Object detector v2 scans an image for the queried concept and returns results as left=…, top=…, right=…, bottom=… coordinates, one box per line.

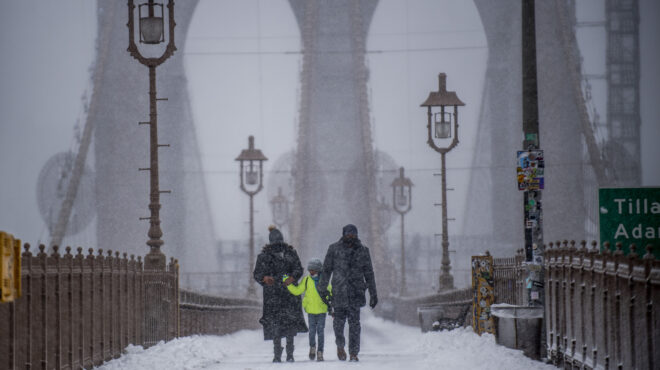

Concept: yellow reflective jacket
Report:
left=286, top=275, right=332, bottom=314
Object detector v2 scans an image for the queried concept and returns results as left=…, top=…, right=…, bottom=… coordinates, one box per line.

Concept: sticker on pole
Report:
left=471, top=255, right=494, bottom=335
left=517, top=150, right=544, bottom=191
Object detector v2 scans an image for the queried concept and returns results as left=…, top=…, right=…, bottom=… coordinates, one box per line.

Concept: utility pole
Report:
left=521, top=0, right=546, bottom=358
left=522, top=0, right=544, bottom=262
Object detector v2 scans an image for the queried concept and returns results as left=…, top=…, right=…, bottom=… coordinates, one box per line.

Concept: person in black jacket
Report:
left=318, top=224, right=378, bottom=362
left=253, top=226, right=308, bottom=362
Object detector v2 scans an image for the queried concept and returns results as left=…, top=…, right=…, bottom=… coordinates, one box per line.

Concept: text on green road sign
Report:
left=599, top=187, right=660, bottom=259
left=612, top=198, right=660, bottom=215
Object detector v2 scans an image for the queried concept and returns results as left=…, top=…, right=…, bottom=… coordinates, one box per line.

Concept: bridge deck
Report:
left=95, top=312, right=554, bottom=369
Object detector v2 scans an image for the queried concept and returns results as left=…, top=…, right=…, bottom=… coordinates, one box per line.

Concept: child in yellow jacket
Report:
left=286, top=258, right=331, bottom=362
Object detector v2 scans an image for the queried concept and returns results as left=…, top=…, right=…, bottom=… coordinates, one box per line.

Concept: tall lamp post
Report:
left=270, top=187, right=289, bottom=230
left=377, top=196, right=392, bottom=232
left=236, top=136, right=268, bottom=297
left=391, top=167, right=412, bottom=296
left=420, top=73, right=465, bottom=292
left=127, top=0, right=176, bottom=270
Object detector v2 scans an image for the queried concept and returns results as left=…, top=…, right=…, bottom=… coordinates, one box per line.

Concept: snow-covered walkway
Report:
left=95, top=312, right=555, bottom=370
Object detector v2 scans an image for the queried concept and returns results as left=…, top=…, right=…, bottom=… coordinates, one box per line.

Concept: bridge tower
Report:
left=464, top=0, right=589, bottom=254
left=604, top=0, right=641, bottom=185
left=287, top=0, right=392, bottom=286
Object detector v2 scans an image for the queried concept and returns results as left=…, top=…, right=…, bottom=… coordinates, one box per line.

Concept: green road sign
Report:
left=599, top=187, right=660, bottom=259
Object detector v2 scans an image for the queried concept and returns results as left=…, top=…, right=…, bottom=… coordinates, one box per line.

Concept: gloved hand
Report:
left=283, top=276, right=294, bottom=286
left=319, top=291, right=331, bottom=306
left=369, top=295, right=378, bottom=309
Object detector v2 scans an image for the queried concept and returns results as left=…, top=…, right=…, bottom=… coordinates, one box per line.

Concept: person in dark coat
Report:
left=253, top=226, right=308, bottom=362
left=318, top=224, right=377, bottom=362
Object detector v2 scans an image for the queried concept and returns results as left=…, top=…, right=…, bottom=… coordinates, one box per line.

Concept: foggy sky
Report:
left=0, top=0, right=658, bottom=253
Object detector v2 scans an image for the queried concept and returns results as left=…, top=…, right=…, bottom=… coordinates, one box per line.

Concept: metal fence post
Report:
left=137, top=255, right=142, bottom=345
left=545, top=242, right=554, bottom=360
left=567, top=241, right=576, bottom=363
left=605, top=243, right=617, bottom=369
left=121, top=253, right=127, bottom=354
left=75, top=247, right=85, bottom=368
left=642, top=245, right=656, bottom=370
left=8, top=297, right=16, bottom=368
left=87, top=248, right=96, bottom=367
left=112, top=251, right=119, bottom=358
left=38, top=244, right=48, bottom=370
left=23, top=244, right=33, bottom=369
left=577, top=241, right=587, bottom=366
left=586, top=242, right=596, bottom=368
left=64, top=247, right=73, bottom=368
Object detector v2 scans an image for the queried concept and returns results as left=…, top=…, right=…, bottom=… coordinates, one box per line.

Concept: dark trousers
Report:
left=333, top=306, right=361, bottom=355
left=273, top=335, right=294, bottom=358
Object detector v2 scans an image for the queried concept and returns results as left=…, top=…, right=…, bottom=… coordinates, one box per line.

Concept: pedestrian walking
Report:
left=253, top=225, right=308, bottom=362
left=286, top=258, right=333, bottom=362
left=318, top=224, right=378, bottom=362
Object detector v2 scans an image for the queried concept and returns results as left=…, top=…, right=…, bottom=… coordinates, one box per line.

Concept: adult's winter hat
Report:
left=307, top=258, right=323, bottom=271
left=268, top=225, right=283, bottom=243
left=342, top=224, right=358, bottom=237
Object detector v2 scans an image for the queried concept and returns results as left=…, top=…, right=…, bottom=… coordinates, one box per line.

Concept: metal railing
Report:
left=545, top=240, right=658, bottom=370
left=0, top=242, right=262, bottom=369
left=142, top=264, right=179, bottom=348
left=492, top=249, right=526, bottom=305
left=379, top=288, right=472, bottom=329
left=178, top=290, right=261, bottom=337
left=0, top=243, right=168, bottom=368
left=180, top=271, right=250, bottom=297
left=380, top=251, right=524, bottom=331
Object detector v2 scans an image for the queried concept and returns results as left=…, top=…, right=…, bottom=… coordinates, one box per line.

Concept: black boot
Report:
left=285, top=335, right=294, bottom=362
left=337, top=347, right=347, bottom=361
left=273, top=339, right=283, bottom=363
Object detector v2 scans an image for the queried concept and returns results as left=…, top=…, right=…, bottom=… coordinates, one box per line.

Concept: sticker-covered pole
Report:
left=522, top=0, right=543, bottom=257
left=522, top=0, right=546, bottom=359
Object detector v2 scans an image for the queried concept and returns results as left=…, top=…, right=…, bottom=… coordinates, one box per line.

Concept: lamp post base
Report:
left=144, top=248, right=166, bottom=271
left=247, top=284, right=257, bottom=299
left=438, top=273, right=454, bottom=293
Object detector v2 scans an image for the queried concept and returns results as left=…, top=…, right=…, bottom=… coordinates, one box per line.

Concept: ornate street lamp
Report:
left=391, top=167, right=413, bottom=296
left=420, top=73, right=465, bottom=292
left=236, top=136, right=268, bottom=297
left=377, top=196, right=392, bottom=232
left=270, top=187, right=289, bottom=230
left=127, top=0, right=176, bottom=270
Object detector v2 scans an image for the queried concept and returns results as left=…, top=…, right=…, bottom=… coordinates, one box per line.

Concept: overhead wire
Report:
left=184, top=45, right=487, bottom=56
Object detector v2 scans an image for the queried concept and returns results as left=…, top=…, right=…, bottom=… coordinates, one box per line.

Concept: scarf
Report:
left=310, top=274, right=320, bottom=289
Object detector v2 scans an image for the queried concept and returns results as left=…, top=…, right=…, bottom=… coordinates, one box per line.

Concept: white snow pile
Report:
left=95, top=312, right=555, bottom=370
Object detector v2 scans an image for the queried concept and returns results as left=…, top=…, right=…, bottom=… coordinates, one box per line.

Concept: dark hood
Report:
left=342, top=224, right=358, bottom=237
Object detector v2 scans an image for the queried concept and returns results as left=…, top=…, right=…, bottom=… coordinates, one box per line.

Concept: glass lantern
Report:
left=245, top=162, right=258, bottom=185
left=395, top=187, right=408, bottom=208
left=139, top=2, right=165, bottom=44
left=434, top=111, right=452, bottom=139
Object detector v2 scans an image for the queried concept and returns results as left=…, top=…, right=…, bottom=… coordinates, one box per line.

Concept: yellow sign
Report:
left=471, top=255, right=494, bottom=335
left=0, top=231, right=21, bottom=303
